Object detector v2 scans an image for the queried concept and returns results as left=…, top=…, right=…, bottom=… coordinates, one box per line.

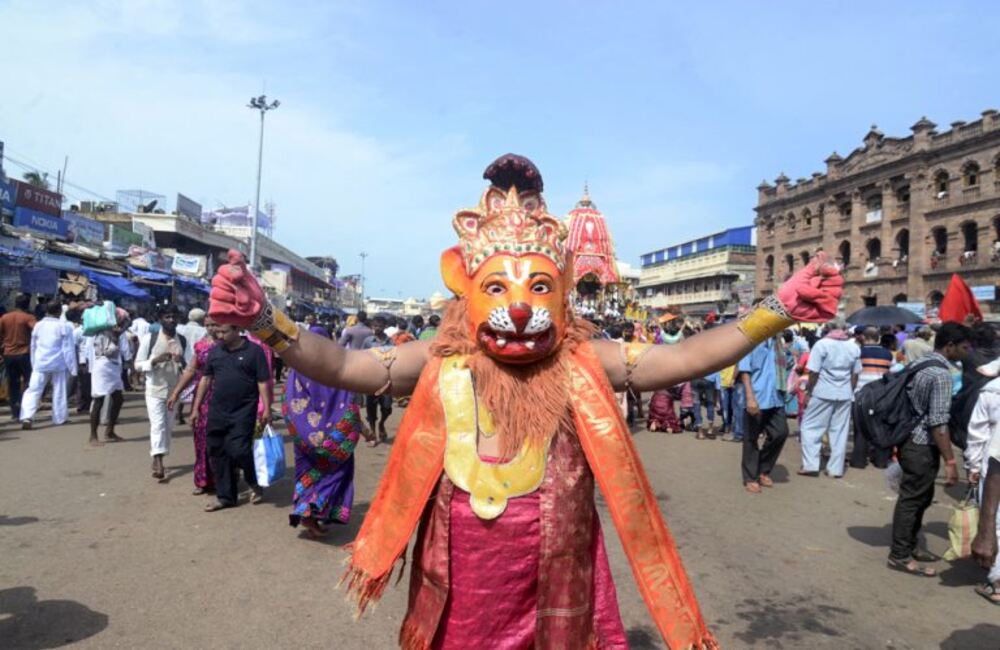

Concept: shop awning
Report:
left=129, top=266, right=173, bottom=282
left=174, top=275, right=210, bottom=294
left=84, top=270, right=152, bottom=300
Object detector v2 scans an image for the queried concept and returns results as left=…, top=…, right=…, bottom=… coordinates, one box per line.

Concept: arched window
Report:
left=787, top=212, right=797, bottom=232
left=865, top=195, right=882, bottom=223
left=895, top=229, right=910, bottom=259
left=934, top=170, right=950, bottom=197
left=800, top=251, right=810, bottom=266
left=962, top=221, right=978, bottom=252
left=931, top=226, right=948, bottom=254
left=866, top=238, right=881, bottom=261
left=963, top=161, right=981, bottom=187
left=802, top=208, right=813, bottom=228
left=838, top=240, right=851, bottom=267
left=764, top=254, right=774, bottom=281
left=784, top=253, right=795, bottom=273
left=892, top=293, right=908, bottom=305
left=928, top=290, right=944, bottom=308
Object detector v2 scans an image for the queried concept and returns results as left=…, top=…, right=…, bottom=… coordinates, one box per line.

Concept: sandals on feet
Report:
left=204, top=501, right=232, bottom=512
left=759, top=475, right=774, bottom=488
left=887, top=557, right=936, bottom=577
left=975, top=583, right=1000, bottom=605
left=745, top=481, right=762, bottom=493
left=250, top=488, right=264, bottom=505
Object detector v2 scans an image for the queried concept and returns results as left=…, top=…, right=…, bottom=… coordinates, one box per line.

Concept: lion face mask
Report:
left=439, top=154, right=571, bottom=365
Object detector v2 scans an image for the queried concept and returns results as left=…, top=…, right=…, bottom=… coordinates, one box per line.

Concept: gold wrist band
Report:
left=367, top=346, right=398, bottom=396
left=249, top=303, right=300, bottom=353
left=737, top=295, right=794, bottom=345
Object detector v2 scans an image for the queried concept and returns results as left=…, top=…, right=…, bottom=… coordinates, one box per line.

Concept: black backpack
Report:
left=853, top=358, right=949, bottom=450
left=949, top=372, right=993, bottom=449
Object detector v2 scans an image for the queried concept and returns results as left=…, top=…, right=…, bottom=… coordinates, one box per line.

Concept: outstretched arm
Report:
left=599, top=252, right=842, bottom=392
left=207, top=250, right=431, bottom=396
left=277, top=331, right=430, bottom=396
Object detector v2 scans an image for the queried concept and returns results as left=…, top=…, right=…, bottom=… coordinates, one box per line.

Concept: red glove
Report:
left=776, top=251, right=843, bottom=322
left=209, top=250, right=266, bottom=328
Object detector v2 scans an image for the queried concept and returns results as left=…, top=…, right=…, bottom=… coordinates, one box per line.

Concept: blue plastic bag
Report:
left=253, top=425, right=286, bottom=487
left=83, top=300, right=116, bottom=335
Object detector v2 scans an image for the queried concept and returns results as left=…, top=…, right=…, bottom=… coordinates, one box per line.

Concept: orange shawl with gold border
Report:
left=343, top=342, right=718, bottom=650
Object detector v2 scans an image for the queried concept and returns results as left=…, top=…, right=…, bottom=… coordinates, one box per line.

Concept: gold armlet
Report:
left=737, top=295, right=794, bottom=345
left=249, top=303, right=300, bottom=353
left=367, top=346, right=397, bottom=396
left=620, top=342, right=653, bottom=389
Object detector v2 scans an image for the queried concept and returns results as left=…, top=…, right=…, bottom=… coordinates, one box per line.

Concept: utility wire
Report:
left=4, top=152, right=117, bottom=203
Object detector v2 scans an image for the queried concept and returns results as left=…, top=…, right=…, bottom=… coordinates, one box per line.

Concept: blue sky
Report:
left=2, top=1, right=998, bottom=298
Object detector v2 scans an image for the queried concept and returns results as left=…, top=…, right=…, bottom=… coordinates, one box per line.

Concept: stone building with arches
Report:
left=755, top=110, right=1000, bottom=316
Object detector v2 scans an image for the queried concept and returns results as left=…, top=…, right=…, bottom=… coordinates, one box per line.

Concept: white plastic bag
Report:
left=253, top=425, right=286, bottom=487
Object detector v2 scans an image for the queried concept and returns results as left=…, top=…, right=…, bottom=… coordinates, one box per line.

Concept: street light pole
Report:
left=247, top=94, right=280, bottom=272
left=359, top=251, right=368, bottom=311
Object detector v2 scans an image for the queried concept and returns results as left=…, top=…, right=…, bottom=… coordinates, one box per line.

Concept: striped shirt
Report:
left=906, top=352, right=954, bottom=445
left=856, top=344, right=893, bottom=377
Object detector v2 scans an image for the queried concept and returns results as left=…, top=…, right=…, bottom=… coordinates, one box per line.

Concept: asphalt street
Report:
left=1, top=393, right=998, bottom=649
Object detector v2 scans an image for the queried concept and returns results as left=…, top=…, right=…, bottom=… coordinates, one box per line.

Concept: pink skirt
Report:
left=433, top=488, right=627, bottom=649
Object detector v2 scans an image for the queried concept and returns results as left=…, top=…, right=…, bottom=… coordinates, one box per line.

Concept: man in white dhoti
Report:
left=19, top=301, right=77, bottom=429
left=135, top=306, right=185, bottom=480
left=87, top=308, right=132, bottom=446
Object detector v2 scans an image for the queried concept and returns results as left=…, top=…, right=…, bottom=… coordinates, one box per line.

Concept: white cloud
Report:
left=0, top=0, right=471, bottom=297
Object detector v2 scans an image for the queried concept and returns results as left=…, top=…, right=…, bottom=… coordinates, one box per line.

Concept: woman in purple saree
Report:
left=283, top=325, right=364, bottom=538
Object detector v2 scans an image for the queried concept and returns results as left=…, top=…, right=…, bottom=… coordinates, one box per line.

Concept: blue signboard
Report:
left=12, top=206, right=69, bottom=240
left=37, top=252, right=81, bottom=272
left=972, top=285, right=997, bottom=302
left=0, top=178, right=15, bottom=214
left=63, top=212, right=106, bottom=248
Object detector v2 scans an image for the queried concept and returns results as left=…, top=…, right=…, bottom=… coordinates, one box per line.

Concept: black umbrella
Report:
left=846, top=305, right=922, bottom=327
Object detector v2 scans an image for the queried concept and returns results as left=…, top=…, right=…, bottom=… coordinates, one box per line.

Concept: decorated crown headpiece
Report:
left=452, top=154, right=568, bottom=276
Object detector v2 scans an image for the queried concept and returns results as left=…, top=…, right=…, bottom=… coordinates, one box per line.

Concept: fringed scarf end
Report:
left=338, top=547, right=407, bottom=620
left=399, top=617, right=432, bottom=650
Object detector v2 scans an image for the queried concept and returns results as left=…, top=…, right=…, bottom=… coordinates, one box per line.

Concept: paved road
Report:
left=1, top=393, right=998, bottom=649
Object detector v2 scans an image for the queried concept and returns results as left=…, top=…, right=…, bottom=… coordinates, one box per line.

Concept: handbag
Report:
left=83, top=300, right=117, bottom=335
left=253, top=424, right=286, bottom=487
left=942, top=484, right=980, bottom=561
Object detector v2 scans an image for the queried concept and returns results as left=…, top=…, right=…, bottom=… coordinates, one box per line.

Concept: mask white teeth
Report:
left=496, top=338, right=507, bottom=348
left=525, top=341, right=536, bottom=350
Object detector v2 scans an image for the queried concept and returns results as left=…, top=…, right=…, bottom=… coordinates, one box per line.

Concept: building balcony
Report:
left=641, top=289, right=731, bottom=309
left=959, top=250, right=980, bottom=267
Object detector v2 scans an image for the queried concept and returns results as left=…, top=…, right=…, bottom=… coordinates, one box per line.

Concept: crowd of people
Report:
left=0, top=297, right=441, bottom=537
left=5, top=288, right=1000, bottom=602
left=589, top=308, right=1000, bottom=600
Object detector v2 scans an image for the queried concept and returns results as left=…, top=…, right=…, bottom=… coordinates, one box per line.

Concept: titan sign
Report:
left=14, top=181, right=62, bottom=216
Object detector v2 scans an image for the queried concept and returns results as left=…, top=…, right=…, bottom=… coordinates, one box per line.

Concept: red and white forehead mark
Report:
left=502, top=259, right=532, bottom=286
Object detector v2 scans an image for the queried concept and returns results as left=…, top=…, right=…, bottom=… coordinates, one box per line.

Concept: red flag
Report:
left=938, top=273, right=983, bottom=323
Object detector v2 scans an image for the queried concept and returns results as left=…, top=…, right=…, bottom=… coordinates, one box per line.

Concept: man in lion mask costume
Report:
left=209, top=154, right=842, bottom=649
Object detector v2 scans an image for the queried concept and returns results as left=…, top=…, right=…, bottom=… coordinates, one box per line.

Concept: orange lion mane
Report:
left=430, top=298, right=594, bottom=457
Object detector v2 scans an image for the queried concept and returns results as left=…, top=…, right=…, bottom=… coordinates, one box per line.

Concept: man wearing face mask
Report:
left=206, top=154, right=843, bottom=648
left=135, top=305, right=186, bottom=480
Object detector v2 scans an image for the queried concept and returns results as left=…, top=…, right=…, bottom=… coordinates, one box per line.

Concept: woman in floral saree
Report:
left=283, top=325, right=364, bottom=538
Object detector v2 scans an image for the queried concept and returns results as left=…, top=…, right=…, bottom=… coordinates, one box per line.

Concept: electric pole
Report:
left=247, top=94, right=280, bottom=271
